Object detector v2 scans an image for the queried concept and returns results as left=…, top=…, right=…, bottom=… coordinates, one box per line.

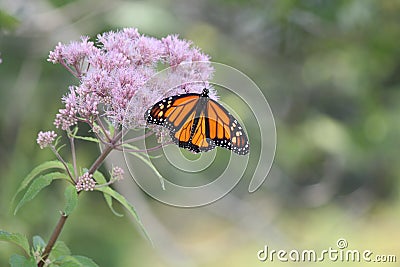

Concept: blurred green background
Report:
left=1, top=0, right=399, bottom=266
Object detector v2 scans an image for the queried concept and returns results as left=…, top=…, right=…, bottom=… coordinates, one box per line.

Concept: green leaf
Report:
left=12, top=161, right=73, bottom=206
left=56, top=143, right=67, bottom=154
left=103, top=193, right=123, bottom=217
left=50, top=241, right=71, bottom=261
left=32, top=235, right=46, bottom=252
left=129, top=151, right=165, bottom=190
left=105, top=119, right=115, bottom=137
left=73, top=255, right=99, bottom=267
left=0, top=230, right=30, bottom=255
left=95, top=186, right=152, bottom=245
left=14, top=172, right=69, bottom=215
left=71, top=135, right=100, bottom=143
left=92, top=171, right=107, bottom=184
left=54, top=135, right=63, bottom=147
left=64, top=184, right=78, bottom=215
left=123, top=142, right=165, bottom=189
left=122, top=142, right=164, bottom=187
left=54, top=255, right=99, bottom=267
left=92, top=171, right=123, bottom=217
left=57, top=256, right=80, bottom=267
left=59, top=262, right=80, bottom=267
left=9, top=254, right=36, bottom=267
left=71, top=126, right=79, bottom=136
left=147, top=154, right=163, bottom=159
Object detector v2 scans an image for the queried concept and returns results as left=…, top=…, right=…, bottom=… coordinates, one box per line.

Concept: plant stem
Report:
left=38, top=132, right=122, bottom=267
left=121, top=130, right=154, bottom=144
left=60, top=60, right=79, bottom=78
left=69, top=136, right=78, bottom=182
left=118, top=142, right=171, bottom=153
left=88, top=131, right=122, bottom=174
left=37, top=214, right=68, bottom=267
left=50, top=146, right=75, bottom=184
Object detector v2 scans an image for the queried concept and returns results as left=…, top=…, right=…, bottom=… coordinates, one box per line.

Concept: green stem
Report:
left=50, top=146, right=75, bottom=184
left=69, top=136, right=78, bottom=182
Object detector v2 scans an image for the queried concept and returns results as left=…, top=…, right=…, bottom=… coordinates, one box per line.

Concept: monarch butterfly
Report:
left=145, top=88, right=249, bottom=155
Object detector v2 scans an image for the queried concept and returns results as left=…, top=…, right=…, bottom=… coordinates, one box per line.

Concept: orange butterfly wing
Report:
left=204, top=99, right=249, bottom=155
left=146, top=93, right=199, bottom=132
left=145, top=89, right=249, bottom=155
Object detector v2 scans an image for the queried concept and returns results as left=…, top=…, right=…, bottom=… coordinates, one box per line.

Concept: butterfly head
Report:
left=201, top=88, right=209, bottom=97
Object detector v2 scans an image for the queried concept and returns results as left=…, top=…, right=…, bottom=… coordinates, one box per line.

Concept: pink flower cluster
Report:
left=36, top=131, right=57, bottom=149
left=75, top=172, right=96, bottom=191
left=111, top=166, right=124, bottom=181
left=48, top=28, right=215, bottom=130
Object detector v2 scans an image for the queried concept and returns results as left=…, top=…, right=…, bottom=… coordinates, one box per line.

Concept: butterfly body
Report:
left=145, top=88, right=249, bottom=155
